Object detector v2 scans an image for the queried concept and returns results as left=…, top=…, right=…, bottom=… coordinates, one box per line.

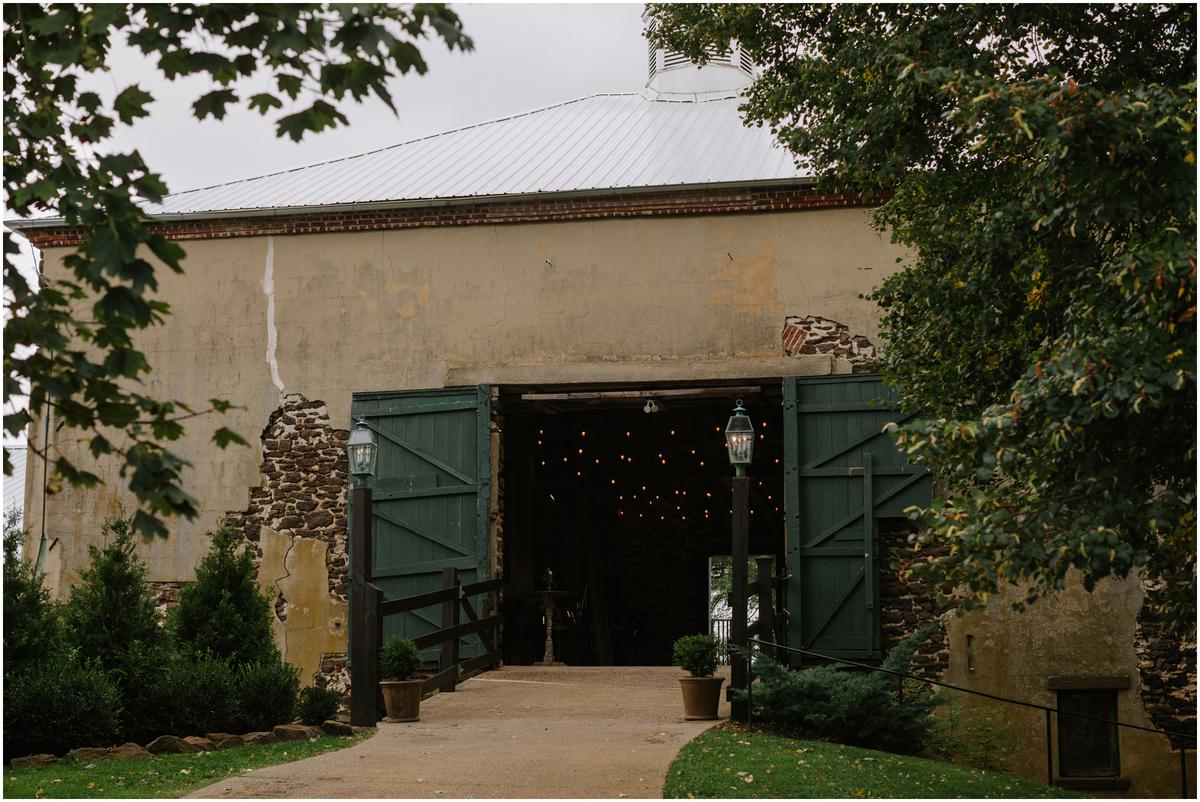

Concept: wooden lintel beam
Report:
left=520, top=386, right=762, bottom=402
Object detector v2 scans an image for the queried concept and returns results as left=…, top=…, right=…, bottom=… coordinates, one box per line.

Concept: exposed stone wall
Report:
left=224, top=393, right=350, bottom=687
left=149, top=580, right=189, bottom=623
left=225, top=394, right=350, bottom=605
left=783, top=315, right=878, bottom=372
left=314, top=652, right=351, bottom=713
left=1134, top=585, right=1197, bottom=747
left=877, top=519, right=953, bottom=678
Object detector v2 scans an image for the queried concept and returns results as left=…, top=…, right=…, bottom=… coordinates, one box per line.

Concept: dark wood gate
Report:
left=350, top=387, right=493, bottom=661
left=782, top=375, right=930, bottom=660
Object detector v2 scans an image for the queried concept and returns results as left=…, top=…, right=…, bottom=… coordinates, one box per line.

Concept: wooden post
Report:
left=441, top=567, right=461, bottom=691
left=754, top=556, right=775, bottom=660
left=349, top=485, right=378, bottom=727
left=731, top=474, right=749, bottom=720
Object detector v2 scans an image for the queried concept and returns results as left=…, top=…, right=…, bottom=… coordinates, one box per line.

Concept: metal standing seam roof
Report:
left=14, top=92, right=811, bottom=227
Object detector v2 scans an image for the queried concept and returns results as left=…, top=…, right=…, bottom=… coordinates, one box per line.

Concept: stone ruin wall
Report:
left=221, top=394, right=352, bottom=697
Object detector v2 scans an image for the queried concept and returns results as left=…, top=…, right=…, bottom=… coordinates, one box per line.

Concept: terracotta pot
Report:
left=679, top=676, right=725, bottom=720
left=380, top=678, right=424, bottom=722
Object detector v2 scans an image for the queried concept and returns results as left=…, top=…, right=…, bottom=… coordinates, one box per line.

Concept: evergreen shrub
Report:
left=297, top=686, right=343, bottom=725
left=740, top=629, right=941, bottom=754
left=62, top=514, right=168, bottom=741
left=3, top=653, right=121, bottom=757
left=672, top=634, right=720, bottom=677
left=170, top=525, right=277, bottom=666
left=146, top=653, right=240, bottom=736
left=379, top=636, right=421, bottom=680
left=3, top=507, right=64, bottom=676
left=235, top=658, right=300, bottom=732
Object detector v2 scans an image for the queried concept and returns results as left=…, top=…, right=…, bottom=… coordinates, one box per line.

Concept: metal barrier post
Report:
left=1044, top=708, right=1054, bottom=786
left=1180, top=746, right=1188, bottom=799
left=746, top=642, right=753, bottom=730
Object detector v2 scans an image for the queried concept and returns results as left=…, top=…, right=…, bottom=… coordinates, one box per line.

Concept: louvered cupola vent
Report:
left=644, top=14, right=754, bottom=98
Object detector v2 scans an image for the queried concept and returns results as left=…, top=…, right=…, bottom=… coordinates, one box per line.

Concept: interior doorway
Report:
left=499, top=382, right=784, bottom=666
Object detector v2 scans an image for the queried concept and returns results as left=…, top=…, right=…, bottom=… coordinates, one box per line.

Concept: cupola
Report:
left=643, top=11, right=754, bottom=99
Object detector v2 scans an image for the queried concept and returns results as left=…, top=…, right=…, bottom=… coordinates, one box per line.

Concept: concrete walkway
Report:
left=189, top=666, right=730, bottom=799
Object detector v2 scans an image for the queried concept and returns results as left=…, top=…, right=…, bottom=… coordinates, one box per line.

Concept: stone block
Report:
left=10, top=754, right=57, bottom=768
left=146, top=734, right=202, bottom=754
left=109, top=743, right=151, bottom=759
left=67, top=747, right=112, bottom=762
left=272, top=723, right=321, bottom=741
left=184, top=736, right=215, bottom=751
left=321, top=720, right=354, bottom=736
left=242, top=731, right=276, bottom=746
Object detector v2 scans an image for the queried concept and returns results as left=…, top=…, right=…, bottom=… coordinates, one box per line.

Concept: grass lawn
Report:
left=3, top=732, right=372, bottom=799
left=664, top=725, right=1087, bottom=799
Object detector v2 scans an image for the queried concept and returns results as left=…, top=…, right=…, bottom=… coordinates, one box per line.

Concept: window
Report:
left=1057, top=690, right=1120, bottom=777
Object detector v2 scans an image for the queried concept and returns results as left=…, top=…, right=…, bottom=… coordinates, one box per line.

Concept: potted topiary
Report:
left=379, top=636, right=424, bottom=722
left=672, top=634, right=724, bottom=720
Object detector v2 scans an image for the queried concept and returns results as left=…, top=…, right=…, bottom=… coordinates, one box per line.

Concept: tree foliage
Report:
left=2, top=505, right=64, bottom=676
left=63, top=513, right=165, bottom=673
left=170, top=524, right=278, bottom=666
left=649, top=4, right=1196, bottom=632
left=3, top=4, right=472, bottom=537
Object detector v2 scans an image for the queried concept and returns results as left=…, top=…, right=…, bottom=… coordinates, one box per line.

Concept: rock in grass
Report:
left=10, top=754, right=57, bottom=768
left=67, top=747, right=112, bottom=762
left=147, top=735, right=203, bottom=754
left=242, top=731, right=276, bottom=746
left=272, top=724, right=321, bottom=741
left=205, top=732, right=240, bottom=744
left=108, top=743, right=151, bottom=759
left=213, top=736, right=244, bottom=750
left=183, top=736, right=215, bottom=751
left=321, top=720, right=354, bottom=736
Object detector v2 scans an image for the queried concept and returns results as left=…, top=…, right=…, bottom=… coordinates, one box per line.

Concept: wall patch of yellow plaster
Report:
left=706, top=244, right=783, bottom=314
left=257, top=526, right=348, bottom=687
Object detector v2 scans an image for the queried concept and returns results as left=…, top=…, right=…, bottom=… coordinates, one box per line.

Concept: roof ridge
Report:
left=166, top=93, right=642, bottom=199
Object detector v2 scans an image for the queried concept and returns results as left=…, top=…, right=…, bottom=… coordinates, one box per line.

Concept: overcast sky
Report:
left=102, top=3, right=649, bottom=194
left=3, top=3, right=652, bottom=449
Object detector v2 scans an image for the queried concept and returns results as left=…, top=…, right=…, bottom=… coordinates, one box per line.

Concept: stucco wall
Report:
left=25, top=206, right=902, bottom=595
left=20, top=204, right=1189, bottom=794
left=944, top=578, right=1194, bottom=797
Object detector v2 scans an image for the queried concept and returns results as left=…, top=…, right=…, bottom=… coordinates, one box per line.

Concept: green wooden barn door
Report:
left=350, top=386, right=492, bottom=658
left=782, top=375, right=930, bottom=660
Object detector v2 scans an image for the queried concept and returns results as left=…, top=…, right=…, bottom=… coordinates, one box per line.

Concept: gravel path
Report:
left=187, top=665, right=730, bottom=799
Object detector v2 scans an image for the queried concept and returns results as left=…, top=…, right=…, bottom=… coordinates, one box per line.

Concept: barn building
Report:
left=11, top=28, right=1193, bottom=797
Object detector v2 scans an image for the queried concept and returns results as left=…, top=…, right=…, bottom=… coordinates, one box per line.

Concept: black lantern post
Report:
left=346, top=419, right=379, bottom=726
left=724, top=401, right=753, bottom=721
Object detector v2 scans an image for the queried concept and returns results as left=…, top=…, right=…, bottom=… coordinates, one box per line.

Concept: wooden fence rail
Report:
left=349, top=488, right=502, bottom=725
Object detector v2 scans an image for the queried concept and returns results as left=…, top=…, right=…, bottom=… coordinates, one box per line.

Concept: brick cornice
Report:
left=21, top=184, right=882, bottom=248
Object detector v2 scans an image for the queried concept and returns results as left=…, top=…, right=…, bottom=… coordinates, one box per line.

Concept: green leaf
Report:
left=192, top=88, right=238, bottom=121
left=212, top=427, right=248, bottom=449
left=113, top=85, right=154, bottom=124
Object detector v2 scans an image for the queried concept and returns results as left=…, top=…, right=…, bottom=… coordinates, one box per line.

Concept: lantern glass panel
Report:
left=725, top=406, right=754, bottom=466
left=346, top=423, right=378, bottom=478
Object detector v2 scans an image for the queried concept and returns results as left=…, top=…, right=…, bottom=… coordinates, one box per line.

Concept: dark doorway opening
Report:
left=499, top=383, right=784, bottom=666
